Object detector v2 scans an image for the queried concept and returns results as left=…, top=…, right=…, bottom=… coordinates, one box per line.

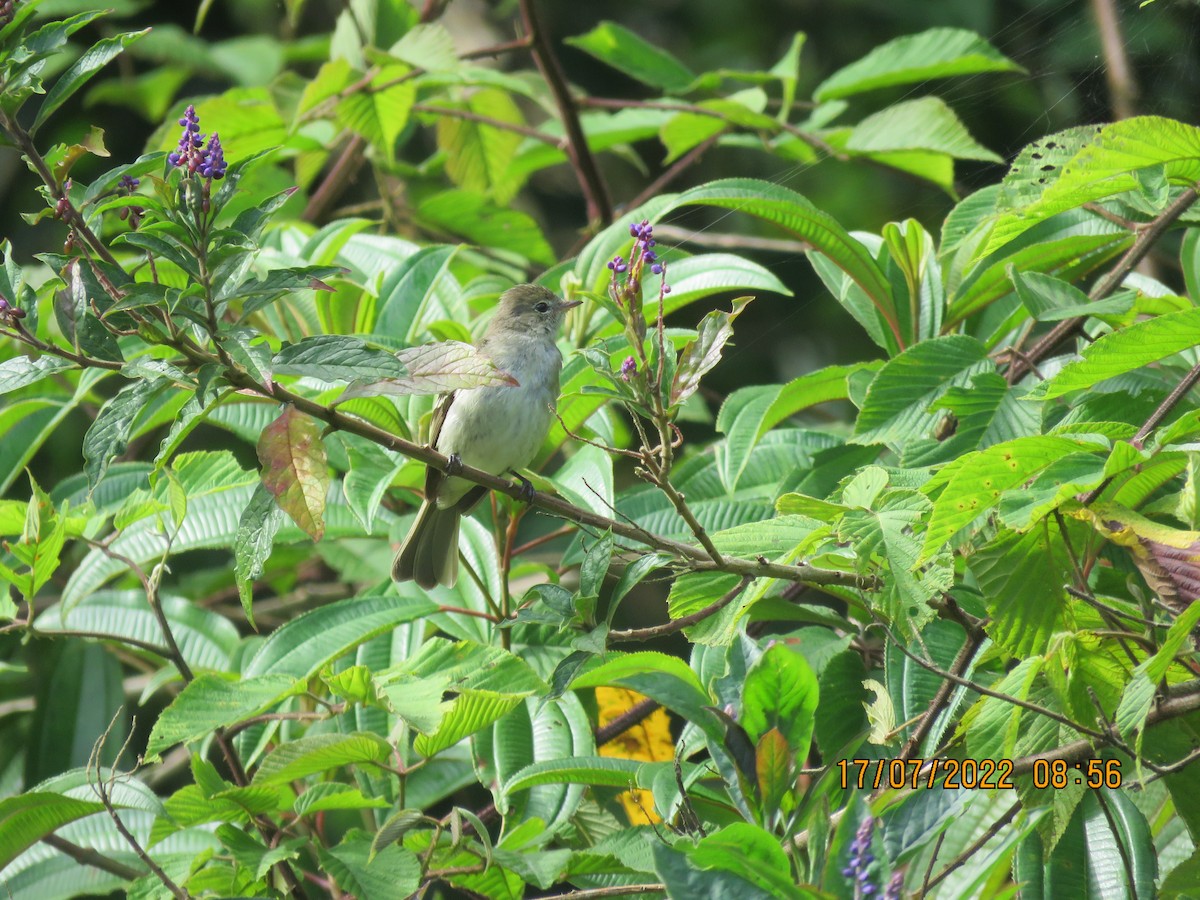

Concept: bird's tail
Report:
left=393, top=500, right=460, bottom=589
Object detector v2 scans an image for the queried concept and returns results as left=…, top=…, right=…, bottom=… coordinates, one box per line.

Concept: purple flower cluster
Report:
left=119, top=174, right=139, bottom=193
left=842, top=818, right=904, bottom=898
left=0, top=0, right=14, bottom=26
left=167, top=105, right=227, bottom=179
left=620, top=356, right=637, bottom=380
left=607, top=218, right=671, bottom=299
left=630, top=219, right=663, bottom=275
left=843, top=817, right=876, bottom=896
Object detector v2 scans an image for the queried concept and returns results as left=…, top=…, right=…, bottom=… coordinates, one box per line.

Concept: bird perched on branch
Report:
left=393, top=284, right=581, bottom=589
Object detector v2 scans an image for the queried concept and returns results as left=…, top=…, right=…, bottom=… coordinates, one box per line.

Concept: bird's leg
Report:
left=509, top=470, right=536, bottom=503
left=444, top=452, right=463, bottom=476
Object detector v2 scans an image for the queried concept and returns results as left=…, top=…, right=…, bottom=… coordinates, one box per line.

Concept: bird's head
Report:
left=487, top=284, right=582, bottom=339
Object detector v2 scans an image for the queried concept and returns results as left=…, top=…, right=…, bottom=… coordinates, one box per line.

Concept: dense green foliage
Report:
left=3, top=0, right=1200, bottom=897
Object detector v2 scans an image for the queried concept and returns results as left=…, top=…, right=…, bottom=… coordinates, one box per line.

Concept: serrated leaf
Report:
left=273, top=334, right=408, bottom=383
left=435, top=88, right=525, bottom=204
left=1033, top=306, right=1200, bottom=400
left=234, top=482, right=283, bottom=627
left=256, top=405, right=328, bottom=541
left=847, top=97, right=1001, bottom=162
left=83, top=377, right=164, bottom=490
left=815, top=27, right=1022, bottom=101
left=337, top=64, right=415, bottom=159
left=145, top=673, right=302, bottom=759
left=253, top=732, right=392, bottom=785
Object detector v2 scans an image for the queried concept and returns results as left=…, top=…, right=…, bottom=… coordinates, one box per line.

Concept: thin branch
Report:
left=879, top=622, right=1110, bottom=742
left=619, top=134, right=719, bottom=216
left=303, top=134, right=366, bottom=223
left=1090, top=0, right=1138, bottom=120
left=412, top=103, right=562, bottom=144
left=540, top=886, right=667, bottom=899
left=518, top=0, right=612, bottom=225
left=88, top=713, right=192, bottom=899
left=1008, top=183, right=1200, bottom=383
left=609, top=576, right=750, bottom=642
left=42, top=834, right=145, bottom=881
left=899, top=632, right=983, bottom=761
left=595, top=697, right=661, bottom=745
left=924, top=800, right=1021, bottom=892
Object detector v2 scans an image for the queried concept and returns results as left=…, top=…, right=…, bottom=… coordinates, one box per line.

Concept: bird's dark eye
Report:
left=534, top=301, right=550, bottom=313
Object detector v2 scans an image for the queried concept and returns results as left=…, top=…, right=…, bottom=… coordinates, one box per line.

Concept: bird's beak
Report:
left=558, top=299, right=583, bottom=311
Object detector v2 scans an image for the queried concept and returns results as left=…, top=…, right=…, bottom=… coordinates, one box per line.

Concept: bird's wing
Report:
left=424, top=389, right=455, bottom=498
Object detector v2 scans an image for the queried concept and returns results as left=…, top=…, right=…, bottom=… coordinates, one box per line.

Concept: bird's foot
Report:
left=445, top=452, right=463, bottom=476
left=510, top=470, right=536, bottom=503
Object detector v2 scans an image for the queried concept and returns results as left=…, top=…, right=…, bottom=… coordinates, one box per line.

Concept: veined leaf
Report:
left=145, top=673, right=303, bottom=759
left=815, top=27, right=1022, bottom=100
left=273, top=334, right=408, bottom=383
left=257, top=405, right=328, bottom=541
left=847, top=97, right=1001, bottom=162
left=33, top=29, right=150, bottom=132
left=1032, top=306, right=1200, bottom=400
left=253, top=733, right=392, bottom=785
left=341, top=340, right=517, bottom=400
left=565, top=21, right=695, bottom=92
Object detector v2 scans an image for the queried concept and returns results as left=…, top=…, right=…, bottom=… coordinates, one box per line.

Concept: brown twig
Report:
left=1090, top=0, right=1138, bottom=120
left=303, top=134, right=366, bottom=223
left=42, top=834, right=145, bottom=880
left=923, top=800, right=1021, bottom=892
left=1008, top=184, right=1200, bottom=383
left=518, top=0, right=612, bottom=226
left=594, top=697, right=662, bottom=745
left=608, top=576, right=750, bottom=642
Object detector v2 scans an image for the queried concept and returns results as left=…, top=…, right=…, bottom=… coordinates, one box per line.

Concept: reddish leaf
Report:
left=755, top=726, right=793, bottom=813
left=256, top=406, right=329, bottom=541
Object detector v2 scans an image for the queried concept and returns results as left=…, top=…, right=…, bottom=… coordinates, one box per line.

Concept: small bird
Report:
left=393, top=284, right=581, bottom=589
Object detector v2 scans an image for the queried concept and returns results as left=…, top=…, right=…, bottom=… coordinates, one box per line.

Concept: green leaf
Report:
left=234, top=482, right=283, bottom=627
left=416, top=190, right=555, bottom=267
left=986, top=117, right=1200, bottom=253
left=294, top=783, right=390, bottom=816
left=0, top=356, right=72, bottom=396
left=253, top=733, right=392, bottom=785
left=565, top=21, right=695, bottom=92
left=689, top=822, right=808, bottom=899
left=505, top=756, right=645, bottom=793
left=373, top=244, right=458, bottom=341
left=969, top=526, right=1071, bottom=658
left=413, top=687, right=529, bottom=757
left=0, top=793, right=106, bottom=871
left=847, top=97, right=1001, bottom=162
left=35, top=589, right=240, bottom=672
left=713, top=386, right=776, bottom=492
left=920, top=436, right=1096, bottom=560
left=852, top=335, right=991, bottom=447
left=1033, top=306, right=1200, bottom=400
left=337, top=64, right=415, bottom=159
left=435, top=88, right=525, bottom=204
left=83, top=377, right=164, bottom=491
left=244, top=594, right=438, bottom=680
left=672, top=296, right=752, bottom=408
left=33, top=29, right=150, bottom=132
left=1011, top=269, right=1133, bottom=321
left=815, top=27, right=1022, bottom=100
left=741, top=643, right=818, bottom=759
left=840, top=489, right=953, bottom=635
left=256, top=405, right=329, bottom=541
left=273, top=334, right=408, bottom=383
left=145, top=673, right=302, bottom=759
left=672, top=180, right=896, bottom=349
left=318, top=831, right=422, bottom=900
